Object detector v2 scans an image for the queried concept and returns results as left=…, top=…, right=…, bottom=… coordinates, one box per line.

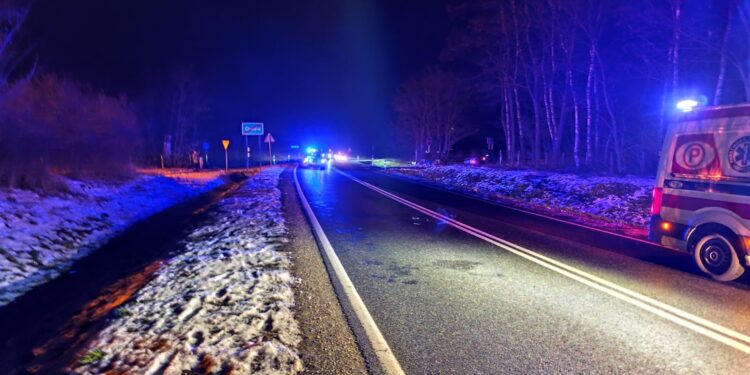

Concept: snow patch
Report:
left=0, top=172, right=226, bottom=306
left=74, top=167, right=303, bottom=375
left=387, top=165, right=653, bottom=237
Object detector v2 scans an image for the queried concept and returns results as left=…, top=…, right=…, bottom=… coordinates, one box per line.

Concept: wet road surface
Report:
left=297, top=165, right=750, bottom=374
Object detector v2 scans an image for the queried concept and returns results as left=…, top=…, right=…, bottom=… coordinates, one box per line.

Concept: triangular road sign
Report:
left=264, top=133, right=275, bottom=143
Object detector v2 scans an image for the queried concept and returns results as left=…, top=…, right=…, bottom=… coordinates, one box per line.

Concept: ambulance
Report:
left=650, top=103, right=750, bottom=281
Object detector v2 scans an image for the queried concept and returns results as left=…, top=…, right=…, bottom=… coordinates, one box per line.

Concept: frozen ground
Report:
left=0, top=170, right=227, bottom=307
left=74, top=167, right=303, bottom=375
left=386, top=165, right=654, bottom=237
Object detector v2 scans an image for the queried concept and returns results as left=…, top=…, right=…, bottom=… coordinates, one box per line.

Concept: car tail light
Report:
left=651, top=187, right=663, bottom=216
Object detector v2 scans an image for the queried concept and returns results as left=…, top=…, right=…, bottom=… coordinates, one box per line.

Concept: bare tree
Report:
left=394, top=68, right=475, bottom=162
left=166, top=68, right=209, bottom=167
left=411, top=0, right=750, bottom=173
left=713, top=0, right=738, bottom=105
left=724, top=2, right=750, bottom=101
left=394, top=77, right=429, bottom=162
left=0, top=0, right=30, bottom=88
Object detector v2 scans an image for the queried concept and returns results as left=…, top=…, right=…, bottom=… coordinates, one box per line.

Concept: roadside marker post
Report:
left=244, top=135, right=249, bottom=169
left=264, top=133, right=275, bottom=165
left=202, top=141, right=210, bottom=166
left=221, top=139, right=230, bottom=171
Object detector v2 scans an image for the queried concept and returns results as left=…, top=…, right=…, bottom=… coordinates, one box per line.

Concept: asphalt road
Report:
left=296, top=164, right=750, bottom=374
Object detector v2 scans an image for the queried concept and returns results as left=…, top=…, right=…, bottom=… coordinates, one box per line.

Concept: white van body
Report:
left=650, top=104, right=750, bottom=281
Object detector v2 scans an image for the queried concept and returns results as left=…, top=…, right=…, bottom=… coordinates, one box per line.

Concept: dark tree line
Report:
left=160, top=68, right=210, bottom=168
left=0, top=1, right=143, bottom=189
left=393, top=68, right=474, bottom=162
left=0, top=1, right=212, bottom=188
left=395, top=0, right=750, bottom=173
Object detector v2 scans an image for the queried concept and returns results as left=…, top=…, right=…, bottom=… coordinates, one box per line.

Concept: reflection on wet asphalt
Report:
left=297, top=166, right=750, bottom=374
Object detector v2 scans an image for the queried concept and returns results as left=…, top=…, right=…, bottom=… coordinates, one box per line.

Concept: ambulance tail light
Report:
left=651, top=187, right=663, bottom=216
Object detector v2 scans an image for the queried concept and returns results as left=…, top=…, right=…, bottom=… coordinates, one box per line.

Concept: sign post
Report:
left=222, top=139, right=230, bottom=171
left=264, top=133, right=275, bottom=165
left=245, top=138, right=250, bottom=169
left=242, top=122, right=264, bottom=166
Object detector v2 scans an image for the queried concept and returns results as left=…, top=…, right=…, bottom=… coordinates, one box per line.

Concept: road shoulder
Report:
left=280, top=168, right=368, bottom=375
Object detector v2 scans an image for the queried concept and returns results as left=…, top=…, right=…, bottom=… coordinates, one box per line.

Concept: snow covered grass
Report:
left=0, top=170, right=227, bottom=307
left=73, top=167, right=303, bottom=375
left=386, top=165, right=655, bottom=237
left=370, top=158, right=411, bottom=168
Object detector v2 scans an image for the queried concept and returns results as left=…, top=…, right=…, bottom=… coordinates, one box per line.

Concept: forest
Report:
left=394, top=0, right=750, bottom=173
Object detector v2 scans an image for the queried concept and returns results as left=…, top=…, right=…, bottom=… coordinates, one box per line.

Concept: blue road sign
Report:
left=241, top=122, right=264, bottom=136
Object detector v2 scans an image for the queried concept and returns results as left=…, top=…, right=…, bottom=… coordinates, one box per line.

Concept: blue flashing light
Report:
left=677, top=99, right=699, bottom=113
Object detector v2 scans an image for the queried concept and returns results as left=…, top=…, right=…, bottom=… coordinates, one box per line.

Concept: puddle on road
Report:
left=432, top=259, right=504, bottom=279
left=366, top=259, right=420, bottom=285
left=363, top=258, right=383, bottom=266
left=433, top=259, right=482, bottom=272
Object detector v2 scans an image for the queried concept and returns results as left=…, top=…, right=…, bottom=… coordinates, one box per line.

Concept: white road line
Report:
left=293, top=167, right=406, bottom=375
left=384, top=171, right=674, bottom=249
left=337, top=168, right=750, bottom=355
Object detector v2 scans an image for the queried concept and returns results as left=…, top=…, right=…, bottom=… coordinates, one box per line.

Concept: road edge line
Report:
left=293, top=167, right=406, bottom=375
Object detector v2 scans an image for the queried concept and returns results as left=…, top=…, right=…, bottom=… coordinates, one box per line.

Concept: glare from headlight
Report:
left=333, top=153, right=348, bottom=162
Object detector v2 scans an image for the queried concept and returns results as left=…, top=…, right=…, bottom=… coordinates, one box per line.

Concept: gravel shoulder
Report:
left=279, top=168, right=368, bottom=375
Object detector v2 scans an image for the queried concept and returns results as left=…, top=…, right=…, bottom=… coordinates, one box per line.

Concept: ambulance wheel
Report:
left=694, top=233, right=745, bottom=282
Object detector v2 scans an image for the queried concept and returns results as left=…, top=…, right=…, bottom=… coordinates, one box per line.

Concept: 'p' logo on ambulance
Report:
left=650, top=104, right=750, bottom=281
left=671, top=134, right=720, bottom=176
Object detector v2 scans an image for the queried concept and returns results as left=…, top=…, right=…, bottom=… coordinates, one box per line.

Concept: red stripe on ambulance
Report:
left=662, top=193, right=750, bottom=220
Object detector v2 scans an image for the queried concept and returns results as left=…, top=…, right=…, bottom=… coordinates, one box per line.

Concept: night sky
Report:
left=23, top=0, right=450, bottom=155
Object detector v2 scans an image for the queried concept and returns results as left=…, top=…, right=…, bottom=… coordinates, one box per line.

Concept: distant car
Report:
left=302, top=149, right=327, bottom=169
left=464, top=153, right=491, bottom=166
left=464, top=157, right=479, bottom=166
left=479, top=152, right=492, bottom=164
